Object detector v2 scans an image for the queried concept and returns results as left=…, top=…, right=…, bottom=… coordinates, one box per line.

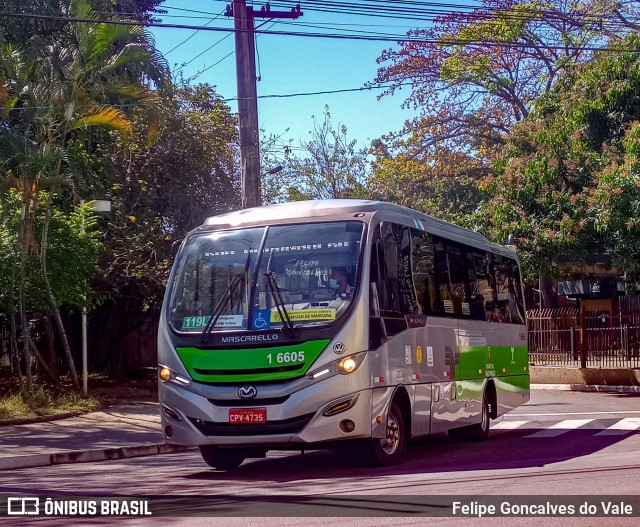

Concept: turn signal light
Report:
left=159, top=367, right=171, bottom=382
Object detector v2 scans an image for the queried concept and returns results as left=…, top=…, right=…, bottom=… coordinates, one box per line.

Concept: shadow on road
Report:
left=181, top=426, right=640, bottom=484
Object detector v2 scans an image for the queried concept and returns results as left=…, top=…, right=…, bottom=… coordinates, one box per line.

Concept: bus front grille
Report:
left=188, top=413, right=314, bottom=436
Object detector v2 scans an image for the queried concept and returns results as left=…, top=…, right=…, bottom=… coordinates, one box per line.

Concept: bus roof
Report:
left=201, top=200, right=512, bottom=256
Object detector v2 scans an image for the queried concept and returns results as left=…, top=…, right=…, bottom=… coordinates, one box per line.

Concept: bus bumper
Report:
left=159, top=375, right=373, bottom=448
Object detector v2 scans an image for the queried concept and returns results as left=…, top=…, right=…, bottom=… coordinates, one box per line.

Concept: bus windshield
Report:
left=168, top=221, right=364, bottom=333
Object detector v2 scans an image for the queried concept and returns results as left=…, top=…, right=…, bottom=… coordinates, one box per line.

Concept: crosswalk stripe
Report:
left=523, top=419, right=594, bottom=438
left=492, top=420, right=528, bottom=430
left=594, top=418, right=640, bottom=436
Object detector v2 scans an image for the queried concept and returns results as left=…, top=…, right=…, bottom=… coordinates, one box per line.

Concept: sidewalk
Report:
left=0, top=402, right=191, bottom=471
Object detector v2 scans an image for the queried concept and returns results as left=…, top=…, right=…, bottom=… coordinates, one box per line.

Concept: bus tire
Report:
left=448, top=392, right=491, bottom=442
left=367, top=400, right=406, bottom=466
left=199, top=446, right=246, bottom=470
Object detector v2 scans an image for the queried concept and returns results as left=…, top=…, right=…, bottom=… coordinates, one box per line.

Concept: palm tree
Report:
left=0, top=0, right=167, bottom=389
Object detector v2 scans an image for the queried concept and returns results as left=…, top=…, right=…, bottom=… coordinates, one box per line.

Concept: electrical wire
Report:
left=164, top=9, right=226, bottom=56
left=0, top=10, right=634, bottom=54
left=0, top=82, right=412, bottom=111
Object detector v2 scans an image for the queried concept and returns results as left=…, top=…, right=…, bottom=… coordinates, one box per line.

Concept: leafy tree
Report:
left=366, top=141, right=489, bottom=229
left=489, top=33, right=640, bottom=280
left=274, top=106, right=370, bottom=202
left=88, top=82, right=240, bottom=373
left=371, top=0, right=620, bottom=219
left=0, top=0, right=166, bottom=388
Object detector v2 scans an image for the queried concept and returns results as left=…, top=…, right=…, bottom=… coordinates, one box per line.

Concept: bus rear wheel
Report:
left=367, top=400, right=406, bottom=466
left=448, top=392, right=491, bottom=442
left=199, top=446, right=246, bottom=470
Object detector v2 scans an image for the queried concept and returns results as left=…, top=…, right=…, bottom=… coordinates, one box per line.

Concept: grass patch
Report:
left=0, top=387, right=101, bottom=421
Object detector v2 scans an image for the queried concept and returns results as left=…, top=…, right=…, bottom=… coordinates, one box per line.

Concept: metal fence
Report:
left=527, top=297, right=640, bottom=368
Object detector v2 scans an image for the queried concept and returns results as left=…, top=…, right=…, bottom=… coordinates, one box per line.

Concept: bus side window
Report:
left=433, top=238, right=470, bottom=317
left=410, top=229, right=442, bottom=315
left=493, top=255, right=526, bottom=324
left=466, top=250, right=497, bottom=321
left=445, top=245, right=470, bottom=317
left=371, top=223, right=419, bottom=318
left=380, top=223, right=402, bottom=316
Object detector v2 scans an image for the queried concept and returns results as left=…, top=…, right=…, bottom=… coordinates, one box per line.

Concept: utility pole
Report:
left=226, top=1, right=302, bottom=209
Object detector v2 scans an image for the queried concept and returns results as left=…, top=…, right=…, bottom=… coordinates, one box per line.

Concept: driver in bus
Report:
left=328, top=266, right=354, bottom=299
left=327, top=266, right=354, bottom=316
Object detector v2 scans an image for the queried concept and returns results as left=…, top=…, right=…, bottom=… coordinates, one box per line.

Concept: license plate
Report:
left=228, top=408, right=266, bottom=424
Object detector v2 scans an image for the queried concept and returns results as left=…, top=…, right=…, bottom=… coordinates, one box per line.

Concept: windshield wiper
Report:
left=199, top=253, right=251, bottom=344
left=263, top=250, right=297, bottom=337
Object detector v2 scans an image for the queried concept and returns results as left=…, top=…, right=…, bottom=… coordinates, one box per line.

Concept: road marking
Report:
left=594, top=418, right=640, bottom=436
left=524, top=419, right=594, bottom=438
left=492, top=420, right=528, bottom=430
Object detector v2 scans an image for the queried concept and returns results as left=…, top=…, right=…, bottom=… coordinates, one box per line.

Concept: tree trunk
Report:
left=40, top=199, right=80, bottom=390
left=26, top=334, right=59, bottom=384
left=18, top=200, right=32, bottom=390
left=42, top=316, right=58, bottom=376
left=10, top=314, right=24, bottom=393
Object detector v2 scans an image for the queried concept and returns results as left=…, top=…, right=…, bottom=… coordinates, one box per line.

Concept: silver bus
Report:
left=158, top=200, right=529, bottom=469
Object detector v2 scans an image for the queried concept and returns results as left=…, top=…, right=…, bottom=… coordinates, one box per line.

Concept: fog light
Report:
left=339, top=420, right=356, bottom=433
left=159, top=367, right=171, bottom=382
left=164, top=425, right=173, bottom=438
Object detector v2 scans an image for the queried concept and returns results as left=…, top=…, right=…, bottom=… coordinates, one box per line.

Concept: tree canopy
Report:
left=489, top=33, right=640, bottom=279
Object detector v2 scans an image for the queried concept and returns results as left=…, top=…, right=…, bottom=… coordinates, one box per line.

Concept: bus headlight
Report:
left=307, top=352, right=366, bottom=380
left=337, top=356, right=358, bottom=374
left=158, top=365, right=191, bottom=385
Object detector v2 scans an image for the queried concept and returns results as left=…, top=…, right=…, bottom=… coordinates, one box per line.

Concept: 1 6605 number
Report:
left=267, top=351, right=305, bottom=364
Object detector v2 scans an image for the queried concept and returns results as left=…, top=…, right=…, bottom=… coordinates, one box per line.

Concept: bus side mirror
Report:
left=370, top=282, right=380, bottom=318
left=171, top=240, right=182, bottom=258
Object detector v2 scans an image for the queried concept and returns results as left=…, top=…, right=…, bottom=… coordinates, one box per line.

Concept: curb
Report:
left=531, top=383, right=640, bottom=393
left=0, top=411, right=83, bottom=427
left=0, top=444, right=194, bottom=471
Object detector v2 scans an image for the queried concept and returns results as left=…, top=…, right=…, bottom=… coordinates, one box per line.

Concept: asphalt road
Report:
left=2, top=389, right=640, bottom=526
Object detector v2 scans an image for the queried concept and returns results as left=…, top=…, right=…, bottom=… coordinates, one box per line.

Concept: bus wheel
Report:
left=449, top=393, right=490, bottom=442
left=368, top=400, right=406, bottom=466
left=199, top=446, right=246, bottom=470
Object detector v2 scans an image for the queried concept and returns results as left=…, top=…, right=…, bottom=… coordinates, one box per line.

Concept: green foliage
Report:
left=490, top=33, right=640, bottom=279
left=95, top=81, right=240, bottom=308
left=0, top=190, right=103, bottom=313
left=372, top=0, right=616, bottom=223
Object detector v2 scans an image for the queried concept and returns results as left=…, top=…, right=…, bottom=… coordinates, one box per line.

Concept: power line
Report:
left=164, top=9, right=226, bottom=56
left=0, top=82, right=411, bottom=112
left=0, top=10, right=635, bottom=54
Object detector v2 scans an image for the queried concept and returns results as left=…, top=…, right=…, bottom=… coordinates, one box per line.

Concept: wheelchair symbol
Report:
left=253, top=310, right=271, bottom=329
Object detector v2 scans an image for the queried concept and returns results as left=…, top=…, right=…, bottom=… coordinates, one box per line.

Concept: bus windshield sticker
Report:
left=183, top=315, right=244, bottom=329
left=270, top=308, right=336, bottom=322
left=252, top=310, right=272, bottom=330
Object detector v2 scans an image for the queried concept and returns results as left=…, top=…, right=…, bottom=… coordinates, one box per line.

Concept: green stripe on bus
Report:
left=455, top=345, right=529, bottom=380
left=176, top=340, right=330, bottom=383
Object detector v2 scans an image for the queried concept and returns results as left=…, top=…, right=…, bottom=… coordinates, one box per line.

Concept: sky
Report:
left=148, top=0, right=442, bottom=157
